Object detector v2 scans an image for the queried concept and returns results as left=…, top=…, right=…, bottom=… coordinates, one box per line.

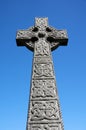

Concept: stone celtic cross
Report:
left=16, top=18, right=68, bottom=130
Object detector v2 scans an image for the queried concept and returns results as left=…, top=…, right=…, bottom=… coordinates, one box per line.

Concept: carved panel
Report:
left=30, top=100, right=60, bottom=121
left=31, top=80, right=57, bottom=98
left=33, top=63, right=54, bottom=77
left=34, top=57, right=52, bottom=63
left=30, top=124, right=59, bottom=130
left=35, top=41, right=50, bottom=56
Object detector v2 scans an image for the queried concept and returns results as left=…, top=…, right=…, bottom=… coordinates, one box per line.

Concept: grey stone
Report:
left=16, top=18, right=68, bottom=130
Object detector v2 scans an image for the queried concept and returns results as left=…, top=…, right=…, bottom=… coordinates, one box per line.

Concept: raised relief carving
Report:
left=16, top=30, right=35, bottom=39
left=30, top=100, right=60, bottom=121
left=33, top=64, right=53, bottom=77
left=34, top=57, right=52, bottom=63
left=35, top=41, right=50, bottom=56
left=31, top=124, right=59, bottom=130
left=48, top=29, right=67, bottom=39
left=31, top=80, right=57, bottom=98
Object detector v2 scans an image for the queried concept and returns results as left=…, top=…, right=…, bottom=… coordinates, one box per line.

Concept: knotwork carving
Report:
left=35, top=40, right=50, bottom=56
left=31, top=80, right=57, bottom=98
left=30, top=100, right=60, bottom=121
left=31, top=124, right=59, bottom=130
left=33, top=63, right=53, bottom=77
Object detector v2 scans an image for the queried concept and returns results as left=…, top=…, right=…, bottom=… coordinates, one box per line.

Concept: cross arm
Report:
left=16, top=29, right=38, bottom=47
left=47, top=28, right=68, bottom=46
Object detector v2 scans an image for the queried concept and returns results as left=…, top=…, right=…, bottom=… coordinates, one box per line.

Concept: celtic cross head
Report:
left=16, top=18, right=68, bottom=51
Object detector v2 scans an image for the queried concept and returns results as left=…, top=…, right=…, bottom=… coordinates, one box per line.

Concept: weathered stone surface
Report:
left=28, top=123, right=62, bottom=130
left=16, top=18, right=68, bottom=130
left=31, top=79, right=57, bottom=99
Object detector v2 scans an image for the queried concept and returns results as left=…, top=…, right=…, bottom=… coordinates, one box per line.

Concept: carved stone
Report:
left=33, top=63, right=54, bottom=78
left=31, top=79, right=57, bottom=99
left=29, top=123, right=62, bottom=130
left=16, top=18, right=68, bottom=130
left=34, top=57, right=52, bottom=63
left=30, top=100, right=60, bottom=121
left=35, top=40, right=50, bottom=56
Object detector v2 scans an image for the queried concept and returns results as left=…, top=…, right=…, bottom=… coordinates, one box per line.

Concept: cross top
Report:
left=35, top=17, right=48, bottom=27
left=16, top=17, right=68, bottom=51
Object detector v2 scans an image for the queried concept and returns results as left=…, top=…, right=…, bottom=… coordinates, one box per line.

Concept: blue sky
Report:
left=0, top=0, right=86, bottom=130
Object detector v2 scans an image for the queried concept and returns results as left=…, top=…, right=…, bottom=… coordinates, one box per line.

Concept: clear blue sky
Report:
left=0, top=0, right=86, bottom=130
